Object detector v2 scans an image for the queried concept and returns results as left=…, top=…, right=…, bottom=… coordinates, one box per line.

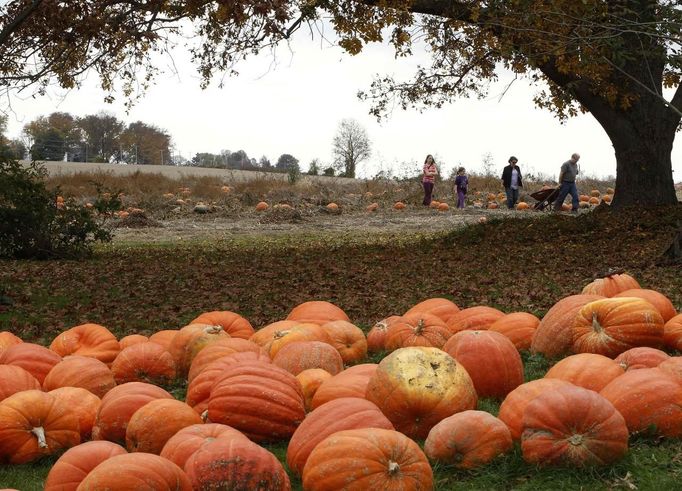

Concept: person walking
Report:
left=501, top=156, right=522, bottom=209
left=422, top=154, right=438, bottom=206
left=455, top=167, right=468, bottom=209
left=553, top=153, right=581, bottom=212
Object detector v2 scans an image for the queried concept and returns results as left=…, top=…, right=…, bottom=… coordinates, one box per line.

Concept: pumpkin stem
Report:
left=201, top=410, right=209, bottom=422
left=567, top=434, right=584, bottom=446
left=205, top=325, right=223, bottom=335
left=273, top=330, right=289, bottom=340
left=31, top=426, right=48, bottom=448
left=414, top=319, right=425, bottom=335
left=591, top=312, right=603, bottom=333
left=388, top=461, right=400, bottom=476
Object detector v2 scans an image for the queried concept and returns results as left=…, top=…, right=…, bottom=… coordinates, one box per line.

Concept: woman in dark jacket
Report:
left=501, top=156, right=522, bottom=209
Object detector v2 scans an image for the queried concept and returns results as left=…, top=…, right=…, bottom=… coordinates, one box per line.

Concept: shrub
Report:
left=0, top=158, right=121, bottom=259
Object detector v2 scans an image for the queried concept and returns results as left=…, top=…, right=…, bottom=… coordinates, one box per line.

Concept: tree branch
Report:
left=0, top=0, right=44, bottom=46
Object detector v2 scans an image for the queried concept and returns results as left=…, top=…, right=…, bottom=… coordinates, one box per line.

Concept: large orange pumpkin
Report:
left=613, top=289, right=677, bottom=322
left=272, top=341, right=344, bottom=376
left=544, top=353, right=624, bottom=392
left=126, top=399, right=202, bottom=454
left=185, top=438, right=290, bottom=491
left=185, top=351, right=272, bottom=414
left=286, top=300, right=350, bottom=325
left=266, top=323, right=333, bottom=358
left=614, top=347, right=670, bottom=371
left=187, top=337, right=266, bottom=383
left=147, top=329, right=179, bottom=351
left=160, top=423, right=248, bottom=470
left=445, top=306, right=505, bottom=335
left=0, top=365, right=41, bottom=402
left=207, top=362, right=305, bottom=441
left=49, top=323, right=120, bottom=364
left=521, top=384, right=628, bottom=466
left=424, top=410, right=512, bottom=469
left=657, top=357, right=682, bottom=383
left=92, top=382, right=173, bottom=444
left=384, top=312, right=452, bottom=351
left=663, top=314, right=682, bottom=351
left=249, top=320, right=299, bottom=347
left=302, top=428, right=433, bottom=491
left=365, top=347, right=477, bottom=439
left=443, top=330, right=524, bottom=399
left=48, top=387, right=101, bottom=441
left=190, top=310, right=255, bottom=339
left=0, top=390, right=80, bottom=464
left=0, top=332, right=22, bottom=355
left=489, top=312, right=540, bottom=351
left=366, top=316, right=400, bottom=353
left=581, top=272, right=641, bottom=297
left=600, top=368, right=682, bottom=437
left=572, top=297, right=664, bottom=357
left=168, top=323, right=230, bottom=378
left=76, top=452, right=191, bottom=490
left=44, top=441, right=127, bottom=491
left=320, top=320, right=368, bottom=364
left=531, top=294, right=604, bottom=357
left=0, top=342, right=62, bottom=385
left=311, top=363, right=378, bottom=409
left=296, top=369, right=333, bottom=412
left=118, top=334, right=149, bottom=350
left=498, top=378, right=575, bottom=440
left=404, top=298, right=460, bottom=324
left=43, top=355, right=116, bottom=398
left=111, top=342, right=176, bottom=385
left=287, top=397, right=394, bottom=476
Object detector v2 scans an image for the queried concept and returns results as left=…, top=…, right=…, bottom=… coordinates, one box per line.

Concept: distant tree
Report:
left=323, top=167, right=335, bottom=177
left=228, top=149, right=250, bottom=169
left=259, top=156, right=272, bottom=170
left=307, top=158, right=321, bottom=176
left=276, top=154, right=299, bottom=172
left=481, top=152, right=495, bottom=178
left=77, top=112, right=124, bottom=162
left=24, top=112, right=82, bottom=161
left=119, top=121, right=170, bottom=165
left=5, top=139, right=26, bottom=160
left=331, top=119, right=371, bottom=178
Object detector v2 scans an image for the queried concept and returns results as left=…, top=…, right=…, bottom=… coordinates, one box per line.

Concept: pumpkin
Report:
left=0, top=332, right=22, bottom=355
left=384, top=312, right=452, bottom=350
left=147, top=330, right=179, bottom=351
left=588, top=196, right=600, bottom=205
left=273, top=341, right=344, bottom=376
left=49, top=323, right=120, bottom=364
left=521, top=384, right=628, bottom=466
left=445, top=306, right=505, bottom=335
left=663, top=314, right=682, bottom=351
left=311, top=363, right=378, bottom=409
left=111, top=342, right=176, bottom=385
left=49, top=387, right=101, bottom=440
left=603, top=194, right=613, bottom=203
left=590, top=189, right=601, bottom=197
left=287, top=397, right=394, bottom=476
left=366, top=316, right=400, bottom=353
left=489, top=312, right=540, bottom=350
left=579, top=201, right=591, bottom=209
left=43, top=355, right=116, bottom=398
left=614, top=347, right=670, bottom=371
left=0, top=390, right=80, bottom=464
left=297, top=369, right=333, bottom=412
left=544, top=353, right=624, bottom=392
left=613, top=288, right=677, bottom=322
left=319, top=320, right=368, bottom=364
left=0, top=342, right=62, bottom=384
left=424, top=410, right=512, bottom=469
left=118, top=334, right=149, bottom=350
left=438, top=202, right=449, bottom=211
left=572, top=297, right=664, bottom=357
left=92, top=382, right=173, bottom=444
left=44, top=441, right=127, bottom=491
left=561, top=203, right=571, bottom=211
left=581, top=272, right=641, bottom=297
left=429, top=200, right=440, bottom=209
left=249, top=320, right=300, bottom=347
left=530, top=294, right=605, bottom=357
left=126, top=399, right=202, bottom=454
left=516, top=202, right=529, bottom=210
left=498, top=378, right=575, bottom=440
left=190, top=310, right=255, bottom=339
left=207, top=362, right=305, bottom=441
left=657, top=357, right=682, bottom=383
left=607, top=187, right=615, bottom=194
left=579, top=195, right=590, bottom=202
left=160, top=423, right=248, bottom=470
left=185, top=351, right=272, bottom=414
left=76, top=453, right=191, bottom=490
left=393, top=201, right=406, bottom=210
left=488, top=202, right=499, bottom=209
left=326, top=202, right=339, bottom=210
left=267, top=323, right=333, bottom=358
left=366, top=347, right=477, bottom=439
left=187, top=337, right=266, bottom=383
left=600, top=368, right=682, bottom=437
left=0, top=365, right=41, bottom=402
left=168, top=323, right=230, bottom=377
left=286, top=300, right=350, bottom=325
left=486, top=193, right=496, bottom=201
left=302, top=428, right=433, bottom=491
left=405, top=298, right=460, bottom=324
left=185, top=438, right=290, bottom=491
left=366, top=202, right=379, bottom=212
left=256, top=201, right=269, bottom=211
left=443, top=330, right=524, bottom=399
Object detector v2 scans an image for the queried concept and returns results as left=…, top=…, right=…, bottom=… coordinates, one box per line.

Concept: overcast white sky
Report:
left=4, top=26, right=682, bottom=181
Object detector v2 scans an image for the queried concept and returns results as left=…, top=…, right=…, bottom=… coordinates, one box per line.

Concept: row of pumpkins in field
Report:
left=0, top=273, right=681, bottom=489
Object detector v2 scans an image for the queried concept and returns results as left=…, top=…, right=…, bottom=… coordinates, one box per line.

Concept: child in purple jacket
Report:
left=455, top=167, right=468, bottom=209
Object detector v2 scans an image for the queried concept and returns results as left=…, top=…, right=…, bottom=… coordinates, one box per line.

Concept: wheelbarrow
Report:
left=530, top=187, right=560, bottom=211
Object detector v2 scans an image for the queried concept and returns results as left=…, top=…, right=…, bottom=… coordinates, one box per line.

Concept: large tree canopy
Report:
left=0, top=1, right=680, bottom=206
